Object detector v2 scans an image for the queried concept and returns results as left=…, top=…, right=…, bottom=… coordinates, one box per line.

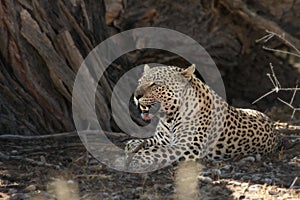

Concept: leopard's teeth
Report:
left=133, top=96, right=139, bottom=106
left=139, top=104, right=149, bottom=111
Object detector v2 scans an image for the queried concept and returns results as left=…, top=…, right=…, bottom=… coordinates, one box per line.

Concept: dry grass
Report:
left=174, top=161, right=201, bottom=200
left=47, top=178, right=80, bottom=200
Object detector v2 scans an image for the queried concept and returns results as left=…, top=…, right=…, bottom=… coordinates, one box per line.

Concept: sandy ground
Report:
left=0, top=127, right=299, bottom=200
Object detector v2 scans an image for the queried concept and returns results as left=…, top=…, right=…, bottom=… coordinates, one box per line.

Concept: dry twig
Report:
left=0, top=131, right=129, bottom=141
left=253, top=31, right=300, bottom=119
left=0, top=152, right=61, bottom=169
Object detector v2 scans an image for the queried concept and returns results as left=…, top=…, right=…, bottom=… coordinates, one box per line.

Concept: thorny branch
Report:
left=253, top=31, right=300, bottom=119
left=256, top=30, right=300, bottom=56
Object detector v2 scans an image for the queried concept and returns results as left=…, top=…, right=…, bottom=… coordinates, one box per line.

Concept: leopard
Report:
left=125, top=64, right=278, bottom=171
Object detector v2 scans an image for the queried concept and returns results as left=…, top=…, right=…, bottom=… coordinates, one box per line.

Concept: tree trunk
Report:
left=0, top=0, right=126, bottom=134
left=1, top=0, right=300, bottom=135
left=111, top=0, right=300, bottom=117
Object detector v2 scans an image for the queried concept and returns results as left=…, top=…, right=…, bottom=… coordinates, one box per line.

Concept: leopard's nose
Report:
left=135, top=94, right=143, bottom=100
left=134, top=87, right=144, bottom=100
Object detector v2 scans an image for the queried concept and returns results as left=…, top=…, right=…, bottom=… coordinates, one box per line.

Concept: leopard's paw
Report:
left=125, top=139, right=146, bottom=153
left=125, top=153, right=156, bottom=172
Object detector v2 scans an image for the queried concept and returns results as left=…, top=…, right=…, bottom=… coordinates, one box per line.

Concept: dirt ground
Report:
left=0, top=123, right=299, bottom=200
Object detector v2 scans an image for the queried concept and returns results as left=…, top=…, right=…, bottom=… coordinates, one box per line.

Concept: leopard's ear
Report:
left=181, top=64, right=195, bottom=79
left=144, top=64, right=151, bottom=73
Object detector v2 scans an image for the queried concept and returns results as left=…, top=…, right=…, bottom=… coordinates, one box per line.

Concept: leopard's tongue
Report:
left=141, top=113, right=154, bottom=121
left=139, top=104, right=153, bottom=120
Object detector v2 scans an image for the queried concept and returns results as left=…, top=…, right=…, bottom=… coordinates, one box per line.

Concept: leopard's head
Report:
left=134, top=64, right=195, bottom=120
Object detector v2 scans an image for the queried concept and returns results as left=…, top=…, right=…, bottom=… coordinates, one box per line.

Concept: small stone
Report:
left=255, top=154, right=262, bottom=161
left=198, top=176, right=213, bottom=183
left=11, top=150, right=18, bottom=154
left=89, top=159, right=100, bottom=165
left=40, top=156, right=46, bottom=163
left=264, top=178, right=273, bottom=185
left=221, top=164, right=232, bottom=170
left=24, top=184, right=36, bottom=192
left=251, top=174, right=261, bottom=182
left=199, top=171, right=211, bottom=176
left=228, top=180, right=241, bottom=186
left=10, top=193, right=30, bottom=200
left=67, top=179, right=74, bottom=184
left=248, top=184, right=261, bottom=191
left=146, top=194, right=157, bottom=200
left=241, top=176, right=251, bottom=181
left=268, top=190, right=278, bottom=195
left=234, top=173, right=244, bottom=178
left=238, top=156, right=255, bottom=164
left=211, top=169, right=221, bottom=176
left=135, top=186, right=143, bottom=192
left=241, top=182, right=249, bottom=187
left=8, top=188, right=18, bottom=194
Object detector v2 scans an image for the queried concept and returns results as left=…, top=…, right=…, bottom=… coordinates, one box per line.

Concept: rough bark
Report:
left=1, top=0, right=300, bottom=135
left=0, top=0, right=127, bottom=134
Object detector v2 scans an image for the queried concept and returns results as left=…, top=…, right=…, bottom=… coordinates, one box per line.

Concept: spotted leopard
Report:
left=125, top=64, right=278, bottom=171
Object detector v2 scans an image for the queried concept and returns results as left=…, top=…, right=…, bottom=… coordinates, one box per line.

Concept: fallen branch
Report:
left=0, top=152, right=61, bottom=169
left=0, top=131, right=129, bottom=141
left=289, top=177, right=299, bottom=189
left=0, top=131, right=78, bottom=140
left=219, top=0, right=300, bottom=50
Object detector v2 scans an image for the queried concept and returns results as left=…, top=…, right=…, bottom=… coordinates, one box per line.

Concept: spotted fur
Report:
left=125, top=64, right=278, bottom=171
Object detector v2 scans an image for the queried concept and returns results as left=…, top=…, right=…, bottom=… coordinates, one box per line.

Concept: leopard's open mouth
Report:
left=134, top=96, right=160, bottom=121
left=139, top=104, right=154, bottom=121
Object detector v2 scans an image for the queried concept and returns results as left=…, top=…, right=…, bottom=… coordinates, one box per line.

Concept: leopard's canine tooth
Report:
left=133, top=96, right=139, bottom=106
left=139, top=104, right=149, bottom=111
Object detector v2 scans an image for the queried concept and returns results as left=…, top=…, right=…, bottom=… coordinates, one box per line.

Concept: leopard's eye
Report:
left=154, top=80, right=165, bottom=85
left=150, top=82, right=156, bottom=86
